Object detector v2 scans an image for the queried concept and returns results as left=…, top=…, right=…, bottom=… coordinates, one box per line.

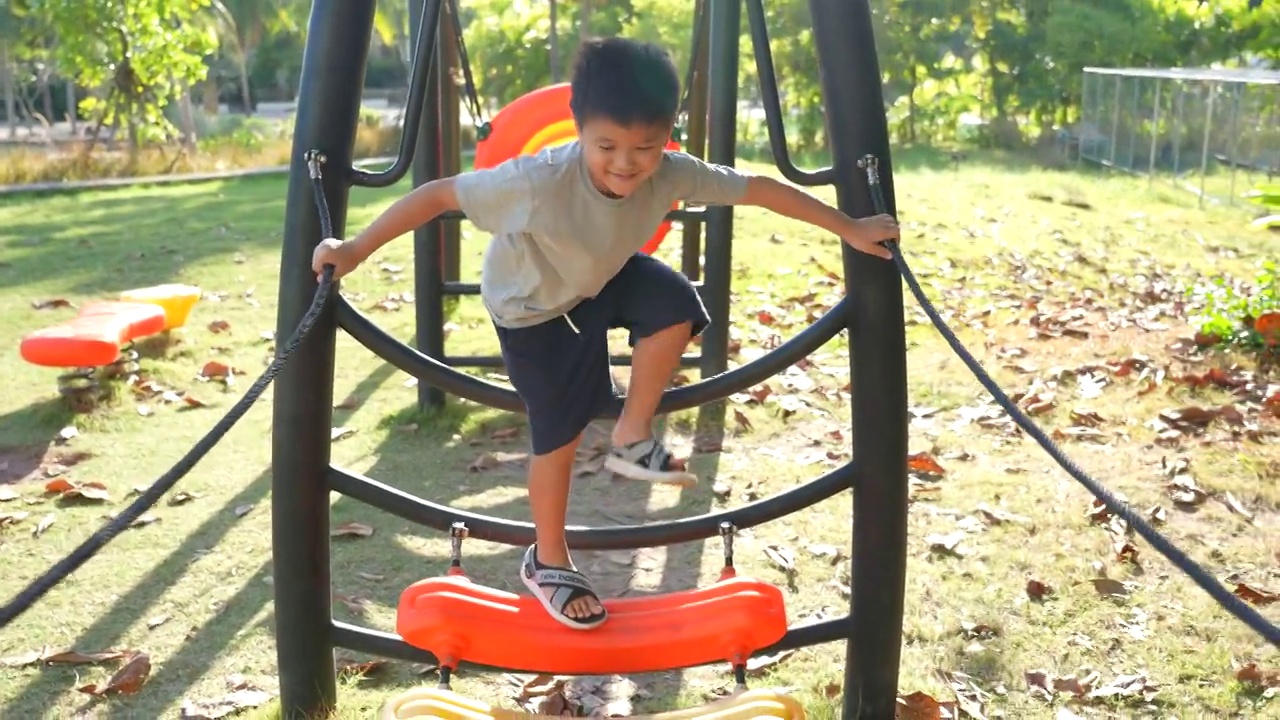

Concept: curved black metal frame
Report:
left=328, top=458, right=857, bottom=550
left=334, top=292, right=850, bottom=415
left=348, top=0, right=440, bottom=189
left=271, top=1, right=906, bottom=718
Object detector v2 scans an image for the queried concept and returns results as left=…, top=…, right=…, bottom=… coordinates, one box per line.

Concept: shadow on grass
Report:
left=4, top=466, right=274, bottom=718
left=0, top=398, right=77, bottom=474
left=3, top=351, right=408, bottom=716
left=0, top=175, right=406, bottom=298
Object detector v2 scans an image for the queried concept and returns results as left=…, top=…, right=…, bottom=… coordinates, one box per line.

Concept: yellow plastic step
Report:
left=118, top=283, right=202, bottom=330
left=379, top=687, right=805, bottom=720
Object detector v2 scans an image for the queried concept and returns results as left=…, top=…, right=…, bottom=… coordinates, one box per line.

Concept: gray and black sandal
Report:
left=519, top=544, right=608, bottom=630
left=604, top=437, right=698, bottom=486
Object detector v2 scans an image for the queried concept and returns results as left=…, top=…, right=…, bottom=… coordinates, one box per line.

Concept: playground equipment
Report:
left=1, top=1, right=1277, bottom=719
left=275, top=0, right=908, bottom=716
left=399, top=1, right=712, bottom=407
left=19, top=283, right=202, bottom=397
left=472, top=82, right=681, bottom=257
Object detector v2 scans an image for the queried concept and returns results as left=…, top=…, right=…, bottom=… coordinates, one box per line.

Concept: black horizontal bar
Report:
left=443, top=279, right=707, bottom=297
left=330, top=615, right=849, bottom=675
left=327, top=457, right=856, bottom=549
left=442, top=281, right=479, bottom=295
left=437, top=207, right=704, bottom=224
left=442, top=353, right=701, bottom=369
left=334, top=293, right=849, bottom=416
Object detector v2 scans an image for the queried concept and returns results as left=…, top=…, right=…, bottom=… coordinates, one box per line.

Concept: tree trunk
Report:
left=549, top=0, right=559, bottom=81
left=578, top=0, right=591, bottom=41
left=66, top=80, right=77, bottom=135
left=1, top=40, right=16, bottom=140
left=39, top=71, right=54, bottom=129
left=237, top=56, right=253, bottom=114
left=202, top=80, right=219, bottom=115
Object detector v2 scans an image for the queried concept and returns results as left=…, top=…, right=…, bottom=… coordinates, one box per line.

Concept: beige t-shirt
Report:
left=453, top=141, right=749, bottom=328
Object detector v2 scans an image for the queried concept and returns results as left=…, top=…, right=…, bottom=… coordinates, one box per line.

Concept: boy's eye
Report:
left=598, top=145, right=615, bottom=151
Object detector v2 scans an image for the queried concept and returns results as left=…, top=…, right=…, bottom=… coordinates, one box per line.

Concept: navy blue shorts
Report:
left=494, top=253, right=709, bottom=456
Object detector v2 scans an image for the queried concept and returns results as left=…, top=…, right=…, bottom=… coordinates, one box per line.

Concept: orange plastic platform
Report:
left=19, top=301, right=167, bottom=368
left=396, top=575, right=788, bottom=675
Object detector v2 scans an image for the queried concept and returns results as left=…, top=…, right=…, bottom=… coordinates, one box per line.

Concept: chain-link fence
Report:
left=1062, top=66, right=1278, bottom=208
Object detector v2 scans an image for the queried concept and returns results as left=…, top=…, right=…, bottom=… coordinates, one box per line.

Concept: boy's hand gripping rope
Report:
left=0, top=151, right=339, bottom=629
left=855, top=154, right=1279, bottom=647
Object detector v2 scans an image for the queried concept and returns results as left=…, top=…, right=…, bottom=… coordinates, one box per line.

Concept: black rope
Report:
left=445, top=0, right=489, bottom=140
left=856, top=155, right=1280, bottom=647
left=677, top=0, right=707, bottom=119
left=0, top=152, right=338, bottom=630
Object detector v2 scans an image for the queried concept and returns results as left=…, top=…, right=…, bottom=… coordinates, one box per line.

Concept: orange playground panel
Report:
left=396, top=575, right=788, bottom=675
left=20, top=301, right=167, bottom=368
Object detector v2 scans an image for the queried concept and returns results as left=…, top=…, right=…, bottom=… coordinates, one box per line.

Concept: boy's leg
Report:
left=495, top=307, right=614, bottom=630
left=603, top=254, right=708, bottom=485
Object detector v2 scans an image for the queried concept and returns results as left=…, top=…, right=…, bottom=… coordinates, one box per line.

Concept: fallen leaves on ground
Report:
left=513, top=674, right=639, bottom=717
left=1025, top=668, right=1160, bottom=706
left=180, top=675, right=274, bottom=719
left=0, top=647, right=130, bottom=668
left=77, top=651, right=151, bottom=696
left=44, top=477, right=111, bottom=503
left=331, top=521, right=374, bottom=538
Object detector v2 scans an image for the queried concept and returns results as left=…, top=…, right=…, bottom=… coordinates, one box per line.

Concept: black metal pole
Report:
left=698, top=0, right=739, bottom=379
left=271, top=0, right=375, bottom=716
left=807, top=0, right=908, bottom=717
left=680, top=0, right=710, bottom=282
left=439, top=0, right=462, bottom=283
left=411, top=0, right=447, bottom=410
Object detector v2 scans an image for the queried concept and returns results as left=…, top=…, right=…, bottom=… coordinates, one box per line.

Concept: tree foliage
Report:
left=0, top=0, right=1274, bottom=154
left=26, top=0, right=217, bottom=149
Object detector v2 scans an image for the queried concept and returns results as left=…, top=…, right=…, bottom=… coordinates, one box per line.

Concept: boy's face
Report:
left=577, top=117, right=672, bottom=198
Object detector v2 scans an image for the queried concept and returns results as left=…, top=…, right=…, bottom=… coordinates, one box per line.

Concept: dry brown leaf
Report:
left=0, top=511, right=29, bottom=527
left=330, top=427, right=357, bottom=441
left=896, top=690, right=954, bottom=720
left=907, top=452, right=946, bottom=476
left=33, top=513, right=55, bottom=537
left=32, top=297, right=74, bottom=310
left=207, top=319, right=231, bottom=334
left=1090, top=577, right=1130, bottom=598
left=45, top=478, right=111, bottom=503
left=78, top=651, right=151, bottom=696
left=331, top=522, right=374, bottom=538
left=179, top=689, right=274, bottom=719
left=0, top=648, right=128, bottom=667
left=926, top=532, right=968, bottom=557
left=1026, top=579, right=1052, bottom=601
left=1235, top=662, right=1280, bottom=689
left=763, top=544, right=796, bottom=574
left=1233, top=582, right=1279, bottom=606
left=334, top=394, right=361, bottom=410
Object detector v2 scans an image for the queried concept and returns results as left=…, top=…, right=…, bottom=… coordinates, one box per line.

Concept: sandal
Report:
left=604, top=437, right=698, bottom=486
left=519, top=544, right=608, bottom=630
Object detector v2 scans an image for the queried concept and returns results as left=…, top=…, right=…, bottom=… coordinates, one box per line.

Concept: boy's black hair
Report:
left=569, top=36, right=680, bottom=129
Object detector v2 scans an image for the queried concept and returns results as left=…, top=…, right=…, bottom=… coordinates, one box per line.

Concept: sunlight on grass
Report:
left=0, top=148, right=1276, bottom=718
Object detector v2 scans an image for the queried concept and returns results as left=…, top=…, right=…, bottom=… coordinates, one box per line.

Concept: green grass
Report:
left=0, top=147, right=1277, bottom=719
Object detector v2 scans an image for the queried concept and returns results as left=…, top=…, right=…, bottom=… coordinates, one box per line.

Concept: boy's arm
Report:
left=346, top=177, right=460, bottom=262
left=738, top=175, right=900, bottom=259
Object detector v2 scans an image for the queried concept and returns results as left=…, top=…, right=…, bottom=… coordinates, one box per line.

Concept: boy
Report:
left=311, top=37, right=900, bottom=631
